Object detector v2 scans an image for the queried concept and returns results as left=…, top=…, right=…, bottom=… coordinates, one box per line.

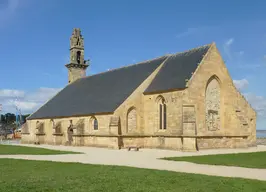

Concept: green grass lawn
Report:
left=0, top=145, right=81, bottom=155
left=0, top=159, right=265, bottom=192
left=163, top=151, right=266, bottom=169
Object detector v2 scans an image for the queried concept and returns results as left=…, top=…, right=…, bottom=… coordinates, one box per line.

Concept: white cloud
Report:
left=0, top=89, right=25, bottom=98
left=0, top=0, right=20, bottom=26
left=244, top=93, right=266, bottom=118
left=223, top=39, right=264, bottom=69
left=223, top=38, right=234, bottom=60
left=0, top=87, right=62, bottom=114
left=225, top=38, right=234, bottom=46
left=26, top=87, right=62, bottom=102
left=233, top=79, right=249, bottom=91
left=233, top=79, right=266, bottom=118
left=7, top=100, right=39, bottom=111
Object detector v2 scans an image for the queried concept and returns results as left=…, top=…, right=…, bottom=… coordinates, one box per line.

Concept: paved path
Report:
left=1, top=144, right=266, bottom=181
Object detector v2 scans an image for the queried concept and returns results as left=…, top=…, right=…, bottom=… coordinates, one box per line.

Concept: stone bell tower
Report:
left=65, top=28, right=89, bottom=84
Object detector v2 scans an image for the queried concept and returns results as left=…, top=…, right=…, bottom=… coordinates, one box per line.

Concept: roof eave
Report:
left=143, top=87, right=187, bottom=95
left=27, top=111, right=114, bottom=121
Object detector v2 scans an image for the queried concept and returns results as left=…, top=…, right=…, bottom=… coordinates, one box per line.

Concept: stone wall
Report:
left=74, top=136, right=119, bottom=148
left=197, top=137, right=248, bottom=149
left=114, top=58, right=167, bottom=135
left=20, top=133, right=32, bottom=144
left=143, top=91, right=184, bottom=135
left=122, top=136, right=183, bottom=150
left=21, top=114, right=114, bottom=146
left=184, top=43, right=256, bottom=147
left=68, top=67, right=86, bottom=83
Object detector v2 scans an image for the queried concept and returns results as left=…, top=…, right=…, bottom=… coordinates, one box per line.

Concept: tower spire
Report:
left=65, top=28, right=89, bottom=84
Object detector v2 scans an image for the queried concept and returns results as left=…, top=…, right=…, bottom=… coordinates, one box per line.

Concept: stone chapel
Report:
left=21, top=28, right=257, bottom=151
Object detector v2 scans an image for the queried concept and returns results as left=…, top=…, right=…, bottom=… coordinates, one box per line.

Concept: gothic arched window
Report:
left=157, top=96, right=167, bottom=130
left=205, top=76, right=221, bottom=131
left=90, top=117, right=98, bottom=130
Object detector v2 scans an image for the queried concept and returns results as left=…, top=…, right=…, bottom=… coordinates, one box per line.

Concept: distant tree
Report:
left=5, top=113, right=16, bottom=124
left=0, top=113, right=30, bottom=125
left=0, top=114, right=6, bottom=123
left=22, top=114, right=30, bottom=123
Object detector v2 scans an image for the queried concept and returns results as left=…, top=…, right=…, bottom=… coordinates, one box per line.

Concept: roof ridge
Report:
left=78, top=43, right=212, bottom=81
left=169, top=43, right=212, bottom=58
left=81, top=55, right=169, bottom=80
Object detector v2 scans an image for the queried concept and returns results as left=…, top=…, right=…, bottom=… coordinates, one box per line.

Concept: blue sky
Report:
left=0, top=0, right=265, bottom=129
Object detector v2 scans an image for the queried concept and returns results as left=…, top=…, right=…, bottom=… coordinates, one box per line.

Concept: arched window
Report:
left=127, top=107, right=137, bottom=132
left=205, top=76, right=221, bottom=131
left=157, top=96, right=167, bottom=130
left=76, top=51, right=81, bottom=64
left=90, top=117, right=98, bottom=130
left=93, top=119, right=98, bottom=130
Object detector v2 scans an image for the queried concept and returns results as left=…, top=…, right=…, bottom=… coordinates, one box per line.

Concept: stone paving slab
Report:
left=1, top=144, right=266, bottom=181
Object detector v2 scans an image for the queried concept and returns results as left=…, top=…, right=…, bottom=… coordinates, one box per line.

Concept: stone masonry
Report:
left=21, top=29, right=256, bottom=151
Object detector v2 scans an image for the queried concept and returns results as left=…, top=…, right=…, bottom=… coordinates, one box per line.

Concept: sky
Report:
left=0, top=0, right=265, bottom=129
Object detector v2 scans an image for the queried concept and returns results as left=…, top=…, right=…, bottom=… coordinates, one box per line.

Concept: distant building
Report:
left=21, top=28, right=256, bottom=151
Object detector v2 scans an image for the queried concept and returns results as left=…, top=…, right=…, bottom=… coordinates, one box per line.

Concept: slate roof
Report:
left=28, top=56, right=168, bottom=120
left=144, top=44, right=211, bottom=93
left=28, top=44, right=211, bottom=120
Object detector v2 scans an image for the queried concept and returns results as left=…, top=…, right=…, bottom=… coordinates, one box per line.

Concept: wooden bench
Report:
left=128, top=146, right=139, bottom=151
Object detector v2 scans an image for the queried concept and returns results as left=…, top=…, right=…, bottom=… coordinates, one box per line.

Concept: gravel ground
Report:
left=1, top=144, right=266, bottom=181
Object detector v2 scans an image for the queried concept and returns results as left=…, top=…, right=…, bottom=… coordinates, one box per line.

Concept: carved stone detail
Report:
left=70, top=28, right=84, bottom=48
left=205, top=77, right=220, bottom=131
